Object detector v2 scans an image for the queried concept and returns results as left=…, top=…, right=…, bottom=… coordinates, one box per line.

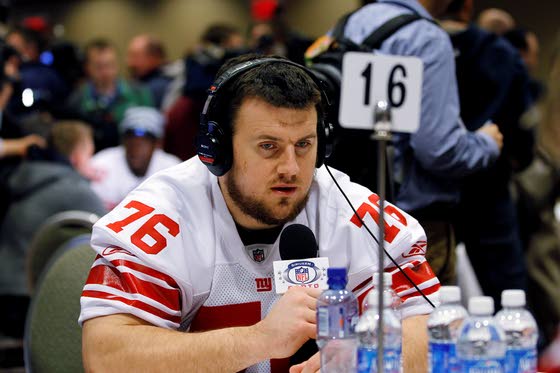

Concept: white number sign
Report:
left=339, top=52, right=423, bottom=133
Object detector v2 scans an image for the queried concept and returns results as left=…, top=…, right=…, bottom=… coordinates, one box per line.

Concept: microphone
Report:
left=278, top=224, right=320, bottom=366
left=279, top=224, right=318, bottom=260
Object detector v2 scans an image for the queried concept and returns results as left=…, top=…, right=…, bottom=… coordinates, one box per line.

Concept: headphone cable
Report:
left=324, top=164, right=436, bottom=308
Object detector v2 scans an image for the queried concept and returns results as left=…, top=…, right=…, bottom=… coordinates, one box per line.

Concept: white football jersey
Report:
left=80, top=157, right=439, bottom=372
left=90, top=146, right=182, bottom=210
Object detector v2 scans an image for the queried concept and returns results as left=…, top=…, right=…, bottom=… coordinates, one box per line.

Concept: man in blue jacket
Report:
left=341, top=0, right=503, bottom=284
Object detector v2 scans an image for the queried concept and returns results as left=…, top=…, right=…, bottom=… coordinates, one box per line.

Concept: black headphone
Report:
left=197, top=57, right=333, bottom=176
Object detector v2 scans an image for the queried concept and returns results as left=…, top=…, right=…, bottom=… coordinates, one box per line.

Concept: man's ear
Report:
left=68, top=148, right=80, bottom=169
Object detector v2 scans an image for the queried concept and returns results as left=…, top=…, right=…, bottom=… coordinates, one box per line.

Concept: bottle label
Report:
left=461, top=358, right=505, bottom=373
left=505, top=348, right=537, bottom=373
left=317, top=305, right=353, bottom=338
left=357, top=347, right=401, bottom=373
left=317, top=307, right=330, bottom=337
left=429, top=342, right=460, bottom=373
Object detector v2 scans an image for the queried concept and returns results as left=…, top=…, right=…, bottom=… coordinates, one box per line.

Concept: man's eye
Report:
left=260, top=143, right=275, bottom=150
left=297, top=141, right=311, bottom=148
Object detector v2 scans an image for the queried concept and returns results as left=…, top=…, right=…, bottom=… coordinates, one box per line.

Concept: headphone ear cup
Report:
left=324, top=121, right=334, bottom=160
left=196, top=121, right=231, bottom=176
left=315, top=120, right=333, bottom=168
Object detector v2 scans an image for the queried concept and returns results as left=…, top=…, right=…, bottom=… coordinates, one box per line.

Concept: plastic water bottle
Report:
left=457, top=296, right=506, bottom=373
left=362, top=272, right=402, bottom=317
left=494, top=290, right=538, bottom=373
left=316, top=267, right=359, bottom=372
left=356, top=289, right=402, bottom=373
left=427, top=286, right=468, bottom=373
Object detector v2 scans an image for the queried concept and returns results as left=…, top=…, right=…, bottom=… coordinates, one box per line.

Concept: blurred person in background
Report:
left=515, top=34, right=560, bottom=366
left=66, top=38, right=153, bottom=152
left=248, top=0, right=313, bottom=65
left=6, top=26, right=68, bottom=118
left=127, top=34, right=171, bottom=109
left=47, top=40, right=85, bottom=93
left=0, top=40, right=47, bottom=225
left=504, top=28, right=544, bottom=103
left=164, top=23, right=245, bottom=161
left=440, top=0, right=534, bottom=309
left=335, top=0, right=503, bottom=285
left=91, top=106, right=180, bottom=210
left=476, top=8, right=515, bottom=35
left=0, top=120, right=105, bottom=339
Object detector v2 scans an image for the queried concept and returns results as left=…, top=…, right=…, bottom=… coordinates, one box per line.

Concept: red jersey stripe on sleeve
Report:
left=81, top=290, right=181, bottom=324
left=108, top=258, right=179, bottom=288
left=85, top=264, right=180, bottom=312
left=388, top=260, right=438, bottom=295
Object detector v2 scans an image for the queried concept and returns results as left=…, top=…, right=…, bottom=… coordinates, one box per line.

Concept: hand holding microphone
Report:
left=253, top=224, right=325, bottom=359
left=275, top=224, right=331, bottom=365
left=255, top=286, right=321, bottom=359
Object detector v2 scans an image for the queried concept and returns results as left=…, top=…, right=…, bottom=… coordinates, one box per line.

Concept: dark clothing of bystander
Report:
left=449, top=25, right=534, bottom=307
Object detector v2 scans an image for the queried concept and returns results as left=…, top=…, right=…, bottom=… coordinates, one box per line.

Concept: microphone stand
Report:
left=371, top=101, right=392, bottom=373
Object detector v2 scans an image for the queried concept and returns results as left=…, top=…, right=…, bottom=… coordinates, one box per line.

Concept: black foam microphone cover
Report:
left=279, top=224, right=320, bottom=365
left=279, top=224, right=318, bottom=260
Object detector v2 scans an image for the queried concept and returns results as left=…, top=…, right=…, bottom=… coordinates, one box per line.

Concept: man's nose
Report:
left=277, top=146, right=299, bottom=177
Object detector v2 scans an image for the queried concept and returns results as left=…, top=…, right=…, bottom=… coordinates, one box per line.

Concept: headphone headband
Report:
left=201, top=57, right=330, bottom=126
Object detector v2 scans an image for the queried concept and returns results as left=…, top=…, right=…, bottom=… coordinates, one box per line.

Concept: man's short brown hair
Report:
left=49, top=121, right=93, bottom=158
left=84, top=38, right=116, bottom=63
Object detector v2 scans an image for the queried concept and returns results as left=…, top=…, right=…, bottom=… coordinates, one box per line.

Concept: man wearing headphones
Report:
left=80, top=54, right=439, bottom=372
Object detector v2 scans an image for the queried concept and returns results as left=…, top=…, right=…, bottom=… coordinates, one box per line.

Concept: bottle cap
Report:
left=327, top=267, right=347, bottom=287
left=365, top=289, right=392, bottom=307
left=439, top=286, right=461, bottom=303
left=501, top=289, right=526, bottom=308
left=468, top=296, right=494, bottom=315
left=372, top=272, right=393, bottom=287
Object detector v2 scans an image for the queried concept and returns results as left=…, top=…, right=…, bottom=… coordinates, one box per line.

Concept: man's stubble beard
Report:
left=225, top=165, right=310, bottom=226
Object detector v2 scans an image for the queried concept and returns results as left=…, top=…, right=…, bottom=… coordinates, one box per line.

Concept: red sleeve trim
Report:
left=108, top=258, right=179, bottom=288
left=82, top=290, right=181, bottom=324
left=86, top=264, right=180, bottom=311
left=389, top=260, right=437, bottom=295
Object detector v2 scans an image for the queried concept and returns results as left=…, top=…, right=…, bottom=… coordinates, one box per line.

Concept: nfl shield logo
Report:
left=252, top=248, right=265, bottom=262
left=295, top=267, right=309, bottom=283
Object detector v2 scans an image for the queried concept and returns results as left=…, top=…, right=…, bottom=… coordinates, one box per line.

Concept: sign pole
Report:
left=372, top=100, right=392, bottom=373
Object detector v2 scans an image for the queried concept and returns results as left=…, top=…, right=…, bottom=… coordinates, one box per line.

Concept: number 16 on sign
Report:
left=339, top=52, right=423, bottom=134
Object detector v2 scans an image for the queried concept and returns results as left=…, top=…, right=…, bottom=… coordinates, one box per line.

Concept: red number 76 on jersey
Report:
left=106, top=200, right=180, bottom=255
left=350, top=193, right=407, bottom=244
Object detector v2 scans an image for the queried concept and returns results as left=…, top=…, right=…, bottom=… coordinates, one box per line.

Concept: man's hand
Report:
left=254, top=286, right=321, bottom=359
left=290, top=351, right=320, bottom=373
left=477, top=123, right=503, bottom=151
left=0, top=134, right=46, bottom=158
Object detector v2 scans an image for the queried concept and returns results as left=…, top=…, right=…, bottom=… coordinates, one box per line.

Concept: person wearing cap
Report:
left=90, top=106, right=181, bottom=210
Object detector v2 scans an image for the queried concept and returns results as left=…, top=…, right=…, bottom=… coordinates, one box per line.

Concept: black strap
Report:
left=362, top=13, right=424, bottom=50
left=331, top=11, right=355, bottom=40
